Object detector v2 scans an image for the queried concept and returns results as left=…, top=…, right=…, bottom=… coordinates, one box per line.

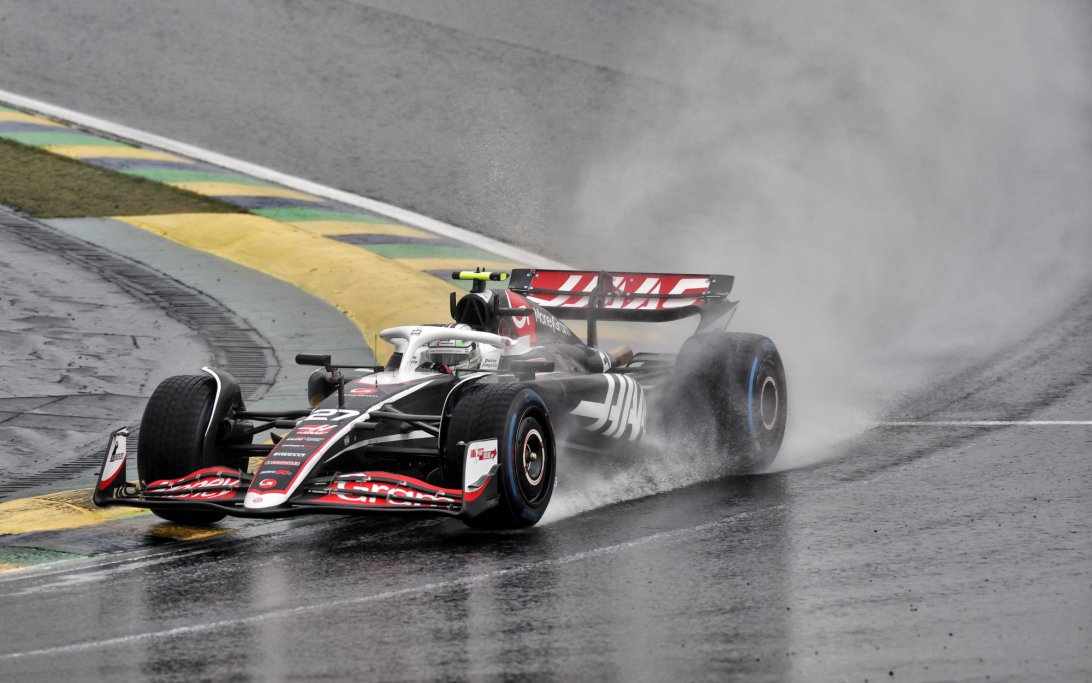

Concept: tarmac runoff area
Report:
left=42, top=216, right=372, bottom=409
left=0, top=212, right=209, bottom=487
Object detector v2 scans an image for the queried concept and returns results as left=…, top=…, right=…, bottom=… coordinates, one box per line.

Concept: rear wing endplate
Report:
left=508, top=269, right=736, bottom=346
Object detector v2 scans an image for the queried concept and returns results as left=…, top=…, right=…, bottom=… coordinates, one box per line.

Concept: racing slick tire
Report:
left=137, top=374, right=243, bottom=524
left=666, top=332, right=787, bottom=471
left=445, top=384, right=556, bottom=529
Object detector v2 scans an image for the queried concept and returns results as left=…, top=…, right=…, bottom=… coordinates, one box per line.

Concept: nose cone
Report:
left=244, top=491, right=288, bottom=509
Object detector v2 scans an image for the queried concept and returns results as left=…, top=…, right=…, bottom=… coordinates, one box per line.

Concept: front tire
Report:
left=138, top=374, right=238, bottom=524
left=445, top=384, right=556, bottom=529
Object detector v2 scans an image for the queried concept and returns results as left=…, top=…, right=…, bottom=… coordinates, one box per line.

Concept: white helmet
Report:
left=422, top=324, right=482, bottom=372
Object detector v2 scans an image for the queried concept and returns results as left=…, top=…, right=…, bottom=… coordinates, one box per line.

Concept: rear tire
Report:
left=138, top=374, right=236, bottom=524
left=445, top=384, right=556, bottom=529
left=665, top=333, right=787, bottom=471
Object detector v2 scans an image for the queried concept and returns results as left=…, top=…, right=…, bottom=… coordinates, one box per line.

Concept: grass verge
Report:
left=0, top=138, right=238, bottom=217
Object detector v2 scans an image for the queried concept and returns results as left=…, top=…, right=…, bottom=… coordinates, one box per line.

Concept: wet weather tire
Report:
left=666, top=333, right=787, bottom=471
left=446, top=384, right=556, bottom=529
left=138, top=374, right=231, bottom=524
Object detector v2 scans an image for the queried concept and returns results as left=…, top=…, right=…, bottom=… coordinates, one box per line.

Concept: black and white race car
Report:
left=94, top=269, right=787, bottom=529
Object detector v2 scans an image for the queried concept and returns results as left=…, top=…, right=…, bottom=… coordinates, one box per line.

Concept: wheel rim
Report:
left=517, top=417, right=549, bottom=503
left=759, top=374, right=779, bottom=431
left=522, top=427, right=545, bottom=486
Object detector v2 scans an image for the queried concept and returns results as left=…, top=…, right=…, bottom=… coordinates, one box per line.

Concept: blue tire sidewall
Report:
left=500, top=388, right=553, bottom=524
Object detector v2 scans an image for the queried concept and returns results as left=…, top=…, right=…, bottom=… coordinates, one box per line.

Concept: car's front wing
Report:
left=93, top=428, right=475, bottom=518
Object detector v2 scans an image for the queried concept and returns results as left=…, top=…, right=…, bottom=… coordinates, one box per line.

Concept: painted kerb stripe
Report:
left=0, top=88, right=568, bottom=270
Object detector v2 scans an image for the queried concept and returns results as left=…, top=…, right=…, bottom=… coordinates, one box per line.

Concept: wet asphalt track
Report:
left=1, top=2, right=1091, bottom=681
left=0, top=310, right=1089, bottom=681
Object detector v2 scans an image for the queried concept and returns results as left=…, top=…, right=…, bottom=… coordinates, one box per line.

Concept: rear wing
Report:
left=508, top=269, right=736, bottom=346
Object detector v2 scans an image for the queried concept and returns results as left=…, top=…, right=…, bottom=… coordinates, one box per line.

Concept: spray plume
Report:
left=545, top=2, right=1092, bottom=519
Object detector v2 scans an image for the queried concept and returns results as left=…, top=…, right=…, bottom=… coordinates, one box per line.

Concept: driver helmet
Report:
left=422, top=324, right=481, bottom=372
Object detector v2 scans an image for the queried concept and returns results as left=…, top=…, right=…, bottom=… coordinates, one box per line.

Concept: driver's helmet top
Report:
left=422, top=323, right=481, bottom=371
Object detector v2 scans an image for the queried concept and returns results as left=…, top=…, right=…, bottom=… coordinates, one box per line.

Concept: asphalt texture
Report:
left=0, top=207, right=209, bottom=487
left=1, top=2, right=1091, bottom=681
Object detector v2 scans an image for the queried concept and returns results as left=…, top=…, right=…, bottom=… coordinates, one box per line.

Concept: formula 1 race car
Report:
left=94, top=268, right=787, bottom=529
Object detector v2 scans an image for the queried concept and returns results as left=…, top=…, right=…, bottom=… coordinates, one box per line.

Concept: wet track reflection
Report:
left=4, top=475, right=793, bottom=682
left=252, top=477, right=781, bottom=681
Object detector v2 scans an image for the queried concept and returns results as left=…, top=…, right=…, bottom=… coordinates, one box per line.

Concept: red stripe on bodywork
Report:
left=462, top=476, right=494, bottom=502
left=98, top=467, right=121, bottom=491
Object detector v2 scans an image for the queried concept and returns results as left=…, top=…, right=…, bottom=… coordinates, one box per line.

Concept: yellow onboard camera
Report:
left=451, top=269, right=508, bottom=293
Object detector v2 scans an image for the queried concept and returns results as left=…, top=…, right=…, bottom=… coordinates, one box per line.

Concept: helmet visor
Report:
left=427, top=350, right=472, bottom=367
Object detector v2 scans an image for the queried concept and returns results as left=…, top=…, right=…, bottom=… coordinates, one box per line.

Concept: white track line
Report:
left=0, top=506, right=779, bottom=661
left=879, top=420, right=1092, bottom=426
left=0, top=88, right=568, bottom=269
